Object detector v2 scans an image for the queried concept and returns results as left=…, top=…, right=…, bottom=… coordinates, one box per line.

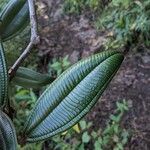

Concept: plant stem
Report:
left=8, top=0, right=40, bottom=80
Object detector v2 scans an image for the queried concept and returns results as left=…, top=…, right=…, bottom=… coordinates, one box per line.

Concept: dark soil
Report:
left=37, top=1, right=150, bottom=149
left=88, top=50, right=150, bottom=150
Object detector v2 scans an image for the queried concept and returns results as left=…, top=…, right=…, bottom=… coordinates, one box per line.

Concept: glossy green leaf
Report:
left=0, top=111, right=17, bottom=150
left=23, top=50, right=124, bottom=142
left=0, top=41, right=8, bottom=107
left=0, top=0, right=29, bottom=41
left=12, top=67, right=54, bottom=88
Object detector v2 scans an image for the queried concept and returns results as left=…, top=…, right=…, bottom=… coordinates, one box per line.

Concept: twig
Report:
left=8, top=0, right=40, bottom=80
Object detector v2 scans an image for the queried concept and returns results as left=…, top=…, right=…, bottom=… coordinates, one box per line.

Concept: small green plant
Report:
left=63, top=0, right=109, bottom=14
left=0, top=0, right=126, bottom=149
left=94, top=100, right=129, bottom=150
left=49, top=55, right=71, bottom=76
left=77, top=100, right=129, bottom=150
left=63, top=0, right=150, bottom=49
left=96, top=0, right=150, bottom=47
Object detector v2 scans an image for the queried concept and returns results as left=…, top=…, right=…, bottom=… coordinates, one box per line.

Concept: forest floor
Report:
left=36, top=1, right=150, bottom=149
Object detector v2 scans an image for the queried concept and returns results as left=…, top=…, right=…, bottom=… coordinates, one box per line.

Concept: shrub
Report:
left=0, top=0, right=126, bottom=149
left=96, top=0, right=150, bottom=47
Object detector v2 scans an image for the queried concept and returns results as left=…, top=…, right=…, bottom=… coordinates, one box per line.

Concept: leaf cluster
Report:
left=63, top=0, right=110, bottom=14
left=96, top=0, right=150, bottom=47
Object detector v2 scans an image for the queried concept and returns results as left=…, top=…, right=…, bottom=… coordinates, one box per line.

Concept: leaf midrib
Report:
left=26, top=53, right=119, bottom=135
left=28, top=60, right=121, bottom=142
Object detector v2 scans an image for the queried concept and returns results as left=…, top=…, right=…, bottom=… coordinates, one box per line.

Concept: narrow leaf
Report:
left=12, top=67, right=54, bottom=88
left=0, top=0, right=29, bottom=41
left=0, top=111, right=17, bottom=150
left=23, top=50, right=124, bottom=142
left=0, top=41, right=8, bottom=107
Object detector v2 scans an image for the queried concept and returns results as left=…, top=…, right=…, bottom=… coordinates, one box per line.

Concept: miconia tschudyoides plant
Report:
left=23, top=50, right=124, bottom=142
left=0, top=0, right=126, bottom=149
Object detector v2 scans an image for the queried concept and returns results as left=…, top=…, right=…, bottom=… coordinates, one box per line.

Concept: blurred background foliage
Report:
left=96, top=0, right=150, bottom=48
left=64, top=0, right=150, bottom=49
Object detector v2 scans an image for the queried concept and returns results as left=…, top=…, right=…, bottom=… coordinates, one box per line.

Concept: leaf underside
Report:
left=0, top=111, right=17, bottom=150
left=0, top=42, right=8, bottom=107
left=0, top=0, right=29, bottom=41
left=23, top=50, right=124, bottom=142
left=12, top=67, right=53, bottom=88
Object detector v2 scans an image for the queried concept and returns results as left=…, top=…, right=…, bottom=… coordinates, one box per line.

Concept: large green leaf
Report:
left=0, top=0, right=29, bottom=41
left=0, top=41, right=8, bottom=107
left=23, top=50, right=124, bottom=142
left=12, top=67, right=54, bottom=88
left=0, top=111, right=17, bottom=150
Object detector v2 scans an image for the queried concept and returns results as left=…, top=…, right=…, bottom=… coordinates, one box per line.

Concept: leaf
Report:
left=51, top=62, right=62, bottom=70
left=82, top=131, right=91, bottom=143
left=121, top=130, right=129, bottom=145
left=73, top=123, right=80, bottom=133
left=94, top=140, right=102, bottom=150
left=78, top=143, right=84, bottom=150
left=79, top=120, right=87, bottom=130
left=30, top=90, right=37, bottom=103
left=12, top=67, right=53, bottom=88
left=61, top=130, right=67, bottom=135
left=23, top=50, right=124, bottom=142
left=0, top=111, right=17, bottom=150
left=62, top=55, right=71, bottom=69
left=0, top=42, right=8, bottom=107
left=91, top=131, right=98, bottom=139
left=0, top=0, right=29, bottom=41
left=114, top=124, right=119, bottom=134
left=87, top=122, right=92, bottom=128
left=61, top=123, right=80, bottom=135
left=116, top=143, right=124, bottom=150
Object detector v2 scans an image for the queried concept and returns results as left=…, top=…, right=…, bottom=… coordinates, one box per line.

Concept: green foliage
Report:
left=12, top=87, right=38, bottom=134
left=12, top=67, right=53, bottom=89
left=82, top=131, right=91, bottom=143
left=23, top=51, right=124, bottom=142
left=63, top=0, right=102, bottom=14
left=18, top=143, right=42, bottom=150
left=0, top=0, right=126, bottom=149
left=4, top=32, right=37, bottom=67
left=96, top=0, right=150, bottom=47
left=0, top=42, right=8, bottom=107
left=49, top=55, right=71, bottom=76
left=64, top=0, right=150, bottom=48
left=0, top=0, right=29, bottom=41
left=10, top=85, right=129, bottom=150
left=0, top=111, right=17, bottom=150
left=1, top=0, right=30, bottom=67
left=11, top=87, right=42, bottom=150
left=0, top=0, right=9, bottom=11
left=97, top=100, right=129, bottom=150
